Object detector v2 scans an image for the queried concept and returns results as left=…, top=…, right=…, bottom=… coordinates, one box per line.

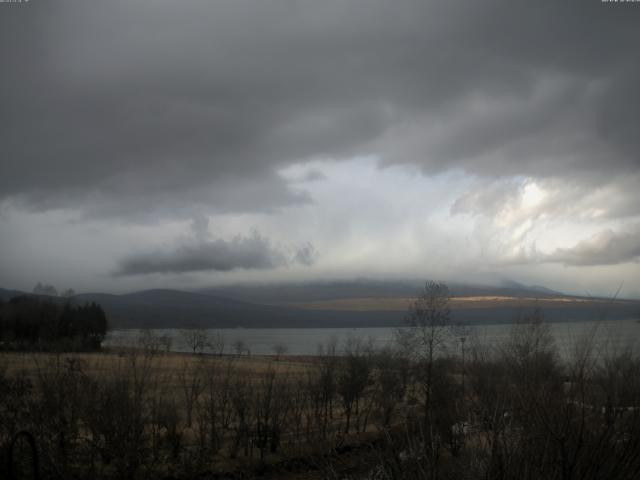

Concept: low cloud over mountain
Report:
left=1, top=1, right=639, bottom=298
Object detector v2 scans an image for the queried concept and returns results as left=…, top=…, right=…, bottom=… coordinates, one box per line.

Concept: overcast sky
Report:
left=1, top=1, right=639, bottom=298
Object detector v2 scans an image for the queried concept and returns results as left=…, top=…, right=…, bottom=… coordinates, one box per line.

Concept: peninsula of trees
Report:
left=0, top=296, right=108, bottom=351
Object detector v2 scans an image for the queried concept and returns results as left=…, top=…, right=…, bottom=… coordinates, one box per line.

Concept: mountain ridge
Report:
left=2, top=282, right=639, bottom=329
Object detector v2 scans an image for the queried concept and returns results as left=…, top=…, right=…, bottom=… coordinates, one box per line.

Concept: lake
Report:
left=104, top=318, right=640, bottom=358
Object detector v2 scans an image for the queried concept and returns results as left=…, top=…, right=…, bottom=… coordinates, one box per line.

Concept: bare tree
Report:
left=233, top=339, right=248, bottom=357
left=372, top=349, right=405, bottom=430
left=210, top=332, right=225, bottom=356
left=316, top=337, right=339, bottom=438
left=158, top=334, right=173, bottom=354
left=272, top=343, right=288, bottom=361
left=289, top=377, right=310, bottom=442
left=396, top=280, right=451, bottom=477
left=137, top=329, right=161, bottom=356
left=196, top=358, right=236, bottom=455
left=181, top=327, right=210, bottom=354
left=179, top=359, right=204, bottom=428
left=338, top=335, right=372, bottom=434
left=229, top=375, right=253, bottom=458
left=253, top=368, right=291, bottom=458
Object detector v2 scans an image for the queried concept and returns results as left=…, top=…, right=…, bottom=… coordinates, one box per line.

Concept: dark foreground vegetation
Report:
left=0, top=296, right=108, bottom=351
left=1, top=282, right=639, bottom=479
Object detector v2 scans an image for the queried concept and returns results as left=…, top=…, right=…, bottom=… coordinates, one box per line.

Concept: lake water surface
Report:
left=105, top=319, right=640, bottom=358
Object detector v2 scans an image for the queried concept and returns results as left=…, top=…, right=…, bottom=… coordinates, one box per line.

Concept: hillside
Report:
left=65, top=289, right=403, bottom=329
left=2, top=284, right=639, bottom=329
left=198, top=279, right=567, bottom=304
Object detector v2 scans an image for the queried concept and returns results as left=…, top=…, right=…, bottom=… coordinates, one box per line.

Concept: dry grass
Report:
left=0, top=350, right=315, bottom=387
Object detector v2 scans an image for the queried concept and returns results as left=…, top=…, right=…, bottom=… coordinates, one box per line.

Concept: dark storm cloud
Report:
left=545, top=228, right=640, bottom=267
left=1, top=1, right=639, bottom=218
left=116, top=225, right=317, bottom=275
left=116, top=233, right=300, bottom=276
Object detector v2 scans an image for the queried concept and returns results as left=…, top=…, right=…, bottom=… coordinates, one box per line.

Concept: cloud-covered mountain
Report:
left=1, top=1, right=639, bottom=298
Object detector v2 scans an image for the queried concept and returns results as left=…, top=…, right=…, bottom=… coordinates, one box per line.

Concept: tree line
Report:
left=0, top=296, right=108, bottom=351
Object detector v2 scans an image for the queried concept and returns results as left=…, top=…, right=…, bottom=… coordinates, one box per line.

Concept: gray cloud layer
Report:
left=116, top=232, right=315, bottom=276
left=546, top=228, right=640, bottom=267
left=1, top=1, right=639, bottom=219
left=1, top=1, right=639, bottom=295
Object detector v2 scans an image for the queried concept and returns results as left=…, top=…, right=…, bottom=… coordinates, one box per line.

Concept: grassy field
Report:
left=1, top=349, right=314, bottom=379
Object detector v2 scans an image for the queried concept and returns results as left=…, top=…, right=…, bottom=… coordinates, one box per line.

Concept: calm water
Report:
left=104, top=319, right=640, bottom=358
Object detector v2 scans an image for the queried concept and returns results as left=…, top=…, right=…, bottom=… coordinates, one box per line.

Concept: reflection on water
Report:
left=104, top=319, right=640, bottom=358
